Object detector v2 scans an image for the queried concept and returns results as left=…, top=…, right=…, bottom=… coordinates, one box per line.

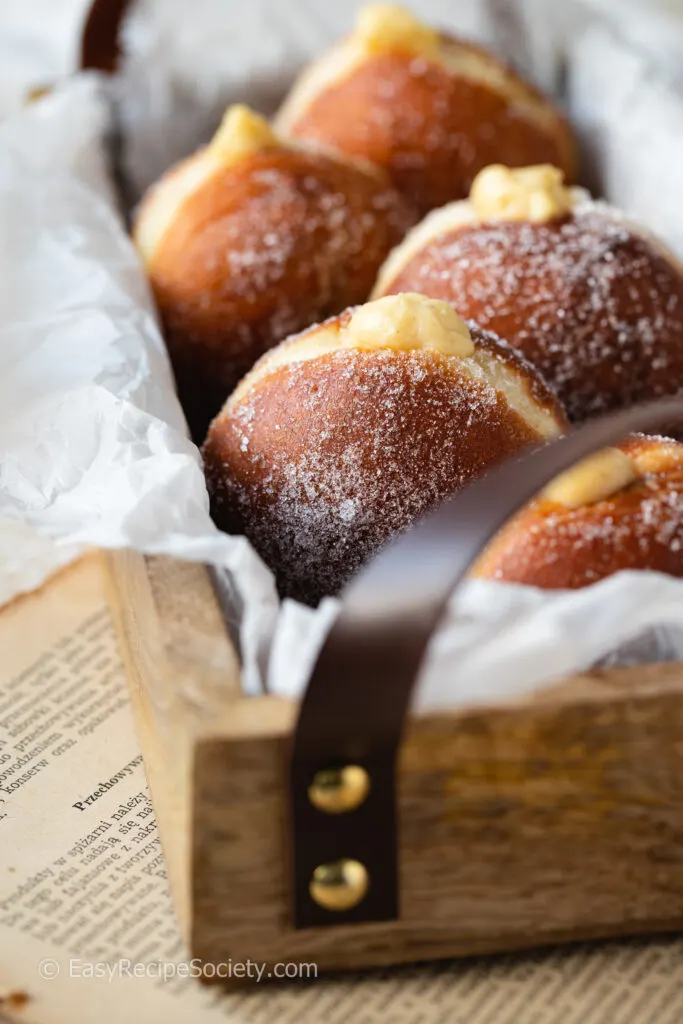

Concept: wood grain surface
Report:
left=106, top=551, right=683, bottom=977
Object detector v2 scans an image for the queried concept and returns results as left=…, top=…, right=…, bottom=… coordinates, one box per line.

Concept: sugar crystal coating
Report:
left=138, top=145, right=415, bottom=439
left=204, top=318, right=566, bottom=604
left=382, top=207, right=683, bottom=421
left=474, top=435, right=683, bottom=588
left=277, top=13, right=575, bottom=215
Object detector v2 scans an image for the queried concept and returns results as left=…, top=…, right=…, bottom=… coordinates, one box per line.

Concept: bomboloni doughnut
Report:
left=276, top=4, right=576, bottom=216
left=374, top=164, right=683, bottom=422
left=473, top=435, right=683, bottom=589
left=133, top=105, right=415, bottom=439
left=203, top=293, right=568, bottom=604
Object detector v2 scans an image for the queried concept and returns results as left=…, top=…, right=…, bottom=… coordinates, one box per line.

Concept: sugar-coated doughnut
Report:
left=203, top=293, right=569, bottom=604
left=473, top=435, right=683, bottom=589
left=133, top=105, right=416, bottom=439
left=276, top=5, right=576, bottom=216
left=374, top=165, right=683, bottom=421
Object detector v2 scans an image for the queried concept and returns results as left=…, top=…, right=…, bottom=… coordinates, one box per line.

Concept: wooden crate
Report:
left=106, top=550, right=683, bottom=977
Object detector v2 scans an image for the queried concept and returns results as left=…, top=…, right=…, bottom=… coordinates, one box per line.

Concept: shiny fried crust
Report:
left=203, top=317, right=567, bottom=605
left=278, top=36, right=575, bottom=216
left=378, top=209, right=683, bottom=422
left=473, top=435, right=683, bottom=590
left=140, top=149, right=415, bottom=440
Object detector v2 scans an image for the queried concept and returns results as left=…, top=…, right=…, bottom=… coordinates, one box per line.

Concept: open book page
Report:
left=2, top=554, right=683, bottom=1024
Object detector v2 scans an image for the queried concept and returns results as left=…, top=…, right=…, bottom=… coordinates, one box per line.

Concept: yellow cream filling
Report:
left=347, top=294, right=474, bottom=356
left=542, top=448, right=639, bottom=508
left=470, top=164, right=573, bottom=224
left=209, top=105, right=279, bottom=161
left=355, top=5, right=440, bottom=57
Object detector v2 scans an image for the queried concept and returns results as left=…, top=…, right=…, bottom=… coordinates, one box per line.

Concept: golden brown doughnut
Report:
left=473, top=434, right=683, bottom=589
left=133, top=105, right=416, bottom=440
left=202, top=293, right=569, bottom=604
left=276, top=4, right=576, bottom=216
left=374, top=164, right=683, bottom=422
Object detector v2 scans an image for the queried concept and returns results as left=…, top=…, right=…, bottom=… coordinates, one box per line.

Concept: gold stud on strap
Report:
left=309, top=859, right=370, bottom=911
left=308, top=765, right=371, bottom=814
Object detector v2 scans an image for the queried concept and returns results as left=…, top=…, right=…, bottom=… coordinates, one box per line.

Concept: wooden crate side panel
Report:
left=108, top=555, right=683, bottom=973
left=192, top=675, right=683, bottom=971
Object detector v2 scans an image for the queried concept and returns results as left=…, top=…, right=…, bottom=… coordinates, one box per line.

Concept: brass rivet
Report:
left=308, top=765, right=370, bottom=814
left=309, top=859, right=369, bottom=911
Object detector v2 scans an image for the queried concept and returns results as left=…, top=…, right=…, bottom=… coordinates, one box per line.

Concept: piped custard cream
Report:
left=470, top=164, right=574, bottom=224
left=355, top=4, right=440, bottom=57
left=347, top=294, right=474, bottom=356
left=542, top=448, right=639, bottom=508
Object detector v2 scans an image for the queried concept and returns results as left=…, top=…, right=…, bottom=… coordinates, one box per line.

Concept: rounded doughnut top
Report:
left=374, top=175, right=683, bottom=422
left=276, top=4, right=576, bottom=215
left=204, top=295, right=568, bottom=603
left=134, top=106, right=282, bottom=265
left=133, top=104, right=416, bottom=439
left=226, top=294, right=567, bottom=439
left=473, top=435, right=683, bottom=589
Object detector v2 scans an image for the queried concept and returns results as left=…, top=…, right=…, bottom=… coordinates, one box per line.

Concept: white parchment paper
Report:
left=3, top=0, right=683, bottom=705
left=0, top=79, right=276, bottom=691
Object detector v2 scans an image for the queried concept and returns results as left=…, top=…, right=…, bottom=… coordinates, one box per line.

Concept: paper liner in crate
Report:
left=3, top=1, right=683, bottom=706
left=0, top=81, right=276, bottom=692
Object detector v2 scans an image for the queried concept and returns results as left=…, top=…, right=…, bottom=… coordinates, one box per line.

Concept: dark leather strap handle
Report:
left=80, top=0, right=134, bottom=72
left=290, top=398, right=683, bottom=928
